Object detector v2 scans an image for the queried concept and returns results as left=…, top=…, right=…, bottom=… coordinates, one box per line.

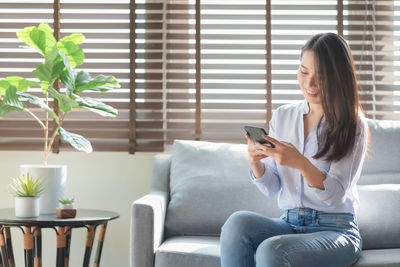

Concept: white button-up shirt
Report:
left=250, top=100, right=368, bottom=214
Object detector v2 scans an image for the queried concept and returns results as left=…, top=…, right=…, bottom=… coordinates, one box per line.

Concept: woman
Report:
left=220, top=33, right=368, bottom=267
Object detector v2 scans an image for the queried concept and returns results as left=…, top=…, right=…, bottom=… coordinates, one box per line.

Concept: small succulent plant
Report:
left=9, top=173, right=44, bottom=197
left=58, top=197, right=75, bottom=205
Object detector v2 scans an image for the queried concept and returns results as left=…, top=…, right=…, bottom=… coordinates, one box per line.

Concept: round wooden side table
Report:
left=0, top=208, right=119, bottom=267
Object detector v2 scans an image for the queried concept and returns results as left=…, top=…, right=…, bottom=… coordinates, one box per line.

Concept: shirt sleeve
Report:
left=307, top=119, right=368, bottom=206
left=249, top=110, right=282, bottom=197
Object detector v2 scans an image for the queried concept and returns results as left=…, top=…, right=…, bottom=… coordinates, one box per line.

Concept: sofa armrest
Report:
left=130, top=190, right=169, bottom=267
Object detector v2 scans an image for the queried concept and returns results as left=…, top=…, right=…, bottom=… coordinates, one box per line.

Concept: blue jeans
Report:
left=220, top=208, right=362, bottom=267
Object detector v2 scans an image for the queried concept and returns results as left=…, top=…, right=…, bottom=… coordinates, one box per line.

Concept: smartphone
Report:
left=244, top=125, right=275, bottom=148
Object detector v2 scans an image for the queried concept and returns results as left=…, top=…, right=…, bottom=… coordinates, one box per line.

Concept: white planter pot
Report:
left=20, top=165, right=67, bottom=214
left=15, top=196, right=40, bottom=217
left=59, top=203, right=75, bottom=209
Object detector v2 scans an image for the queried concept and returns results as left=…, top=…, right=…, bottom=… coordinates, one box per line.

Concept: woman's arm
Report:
left=256, top=120, right=368, bottom=205
left=246, top=133, right=267, bottom=178
left=254, top=137, right=325, bottom=189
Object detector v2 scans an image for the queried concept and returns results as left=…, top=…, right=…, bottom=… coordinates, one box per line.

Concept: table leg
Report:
left=64, top=227, right=72, bottom=267
left=23, top=227, right=34, bottom=267
left=83, top=225, right=96, bottom=267
left=56, top=227, right=66, bottom=267
left=4, top=228, right=15, bottom=267
left=33, top=228, right=41, bottom=267
left=94, top=223, right=108, bottom=267
left=0, top=227, right=8, bottom=267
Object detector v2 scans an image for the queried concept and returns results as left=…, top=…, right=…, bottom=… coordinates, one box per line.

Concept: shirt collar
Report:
left=300, top=99, right=310, bottom=115
left=300, top=99, right=327, bottom=125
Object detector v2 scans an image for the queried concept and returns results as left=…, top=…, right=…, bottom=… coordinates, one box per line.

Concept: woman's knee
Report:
left=255, top=236, right=291, bottom=267
left=221, top=211, right=259, bottom=243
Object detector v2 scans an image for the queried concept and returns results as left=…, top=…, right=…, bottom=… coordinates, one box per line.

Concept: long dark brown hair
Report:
left=301, top=33, right=364, bottom=162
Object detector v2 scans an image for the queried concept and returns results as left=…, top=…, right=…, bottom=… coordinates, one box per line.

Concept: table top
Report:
left=0, top=208, right=119, bottom=227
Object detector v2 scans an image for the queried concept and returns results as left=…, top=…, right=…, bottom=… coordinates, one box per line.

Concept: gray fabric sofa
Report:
left=130, top=119, right=400, bottom=267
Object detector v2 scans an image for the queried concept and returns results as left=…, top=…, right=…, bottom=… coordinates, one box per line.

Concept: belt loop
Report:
left=285, top=209, right=289, bottom=222
left=312, top=209, right=317, bottom=224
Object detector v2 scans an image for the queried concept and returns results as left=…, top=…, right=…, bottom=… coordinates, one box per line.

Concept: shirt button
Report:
left=296, top=186, right=299, bottom=191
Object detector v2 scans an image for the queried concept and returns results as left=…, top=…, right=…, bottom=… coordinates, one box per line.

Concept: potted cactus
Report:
left=9, top=173, right=45, bottom=217
left=0, top=23, right=119, bottom=214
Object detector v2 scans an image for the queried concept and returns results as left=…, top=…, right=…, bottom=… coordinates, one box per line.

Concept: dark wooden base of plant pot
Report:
left=56, top=208, right=77, bottom=219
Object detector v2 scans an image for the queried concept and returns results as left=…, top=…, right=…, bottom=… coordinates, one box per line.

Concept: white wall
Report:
left=0, top=150, right=157, bottom=266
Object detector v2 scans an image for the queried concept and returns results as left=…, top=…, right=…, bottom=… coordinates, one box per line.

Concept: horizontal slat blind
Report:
left=1, top=0, right=400, bottom=153
left=166, top=1, right=197, bottom=142
left=200, top=0, right=267, bottom=143
left=345, top=0, right=400, bottom=120
left=271, top=0, right=338, bottom=110
left=136, top=0, right=197, bottom=148
left=59, top=0, right=131, bottom=151
left=0, top=0, right=54, bottom=150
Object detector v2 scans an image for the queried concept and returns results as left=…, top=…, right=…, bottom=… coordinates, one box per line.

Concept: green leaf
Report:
left=3, top=86, right=25, bottom=110
left=0, top=80, right=8, bottom=95
left=58, top=127, right=93, bottom=153
left=48, top=87, right=78, bottom=113
left=59, top=51, right=76, bottom=95
left=75, top=73, right=120, bottom=94
left=0, top=86, right=26, bottom=117
left=75, top=95, right=118, bottom=117
left=16, top=23, right=56, bottom=56
left=0, top=77, right=40, bottom=96
left=9, top=173, right=44, bottom=197
left=0, top=102, right=23, bottom=117
left=61, top=67, right=120, bottom=96
left=17, top=92, right=59, bottom=123
left=61, top=33, right=85, bottom=45
left=57, top=40, right=84, bottom=68
left=32, top=46, right=65, bottom=93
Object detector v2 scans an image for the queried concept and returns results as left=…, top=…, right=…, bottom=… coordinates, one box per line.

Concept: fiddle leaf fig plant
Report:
left=0, top=23, right=120, bottom=165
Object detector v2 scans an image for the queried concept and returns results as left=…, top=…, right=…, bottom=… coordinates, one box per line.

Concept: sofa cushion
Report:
left=155, top=236, right=400, bottom=267
left=357, top=184, right=400, bottom=249
left=155, top=236, right=220, bottom=267
left=165, top=140, right=281, bottom=237
left=361, top=120, right=400, bottom=176
left=353, top=248, right=400, bottom=267
left=358, top=172, right=400, bottom=185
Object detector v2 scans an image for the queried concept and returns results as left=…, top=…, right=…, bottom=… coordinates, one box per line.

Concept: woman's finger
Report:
left=281, top=141, right=295, bottom=148
left=264, top=135, right=281, bottom=147
left=255, top=143, right=275, bottom=156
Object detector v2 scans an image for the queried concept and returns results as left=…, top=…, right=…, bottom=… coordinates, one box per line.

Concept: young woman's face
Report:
left=298, top=50, right=322, bottom=105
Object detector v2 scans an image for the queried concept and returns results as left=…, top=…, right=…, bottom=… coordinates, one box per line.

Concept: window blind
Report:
left=0, top=0, right=134, bottom=151
left=1, top=0, right=400, bottom=153
left=271, top=1, right=338, bottom=110
left=0, top=0, right=54, bottom=150
left=58, top=0, right=132, bottom=151
left=344, top=0, right=400, bottom=120
left=136, top=0, right=198, bottom=149
left=200, top=0, right=269, bottom=142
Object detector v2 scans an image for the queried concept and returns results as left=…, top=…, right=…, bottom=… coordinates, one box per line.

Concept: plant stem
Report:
left=25, top=108, right=46, bottom=129
left=25, top=108, right=49, bottom=166
left=45, top=93, right=49, bottom=166
left=46, top=113, right=65, bottom=159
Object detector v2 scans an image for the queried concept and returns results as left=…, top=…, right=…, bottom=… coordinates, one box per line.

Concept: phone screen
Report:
left=244, top=126, right=275, bottom=148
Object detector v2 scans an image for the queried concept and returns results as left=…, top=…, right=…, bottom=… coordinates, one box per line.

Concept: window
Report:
left=0, top=0, right=399, bottom=153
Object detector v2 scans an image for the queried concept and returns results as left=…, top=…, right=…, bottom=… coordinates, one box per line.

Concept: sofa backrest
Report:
left=164, top=140, right=281, bottom=238
left=156, top=119, right=400, bottom=249
left=359, top=119, right=400, bottom=185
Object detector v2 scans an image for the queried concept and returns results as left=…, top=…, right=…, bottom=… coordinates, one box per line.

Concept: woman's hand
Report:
left=246, top=133, right=269, bottom=164
left=256, top=135, right=306, bottom=170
